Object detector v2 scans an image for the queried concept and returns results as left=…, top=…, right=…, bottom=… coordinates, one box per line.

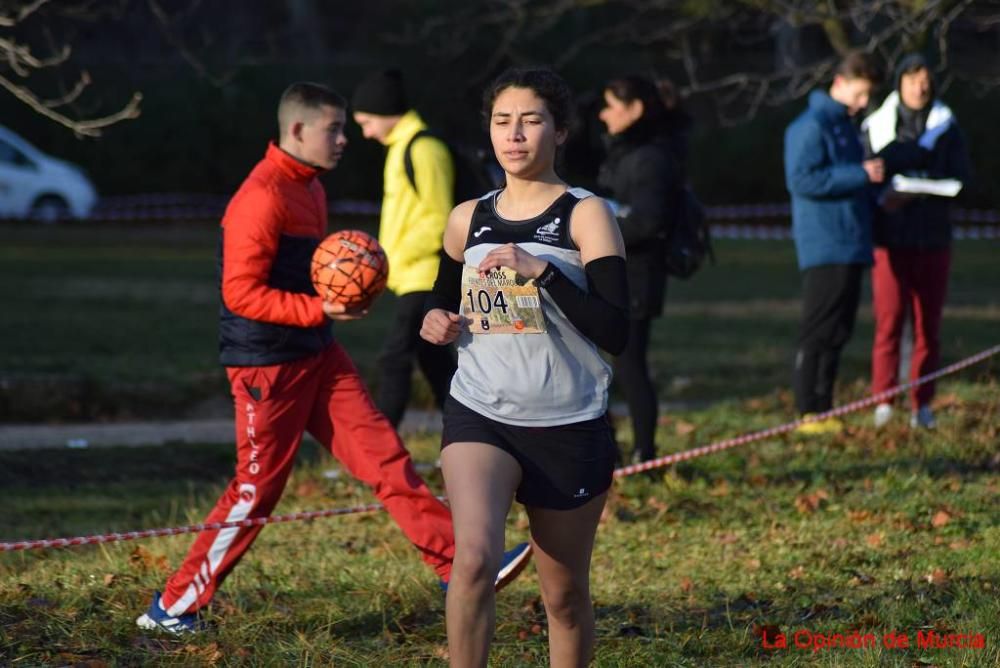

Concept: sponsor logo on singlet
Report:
left=534, top=217, right=560, bottom=243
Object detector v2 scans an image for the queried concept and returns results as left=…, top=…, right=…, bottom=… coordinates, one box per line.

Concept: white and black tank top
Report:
left=449, top=187, right=612, bottom=426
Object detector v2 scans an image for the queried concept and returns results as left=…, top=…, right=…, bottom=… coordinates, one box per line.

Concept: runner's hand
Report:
left=322, top=301, right=367, bottom=321
left=422, top=308, right=464, bottom=344
left=478, top=243, right=548, bottom=280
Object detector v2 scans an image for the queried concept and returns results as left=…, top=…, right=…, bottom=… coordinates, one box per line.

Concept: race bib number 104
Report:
left=460, top=265, right=546, bottom=334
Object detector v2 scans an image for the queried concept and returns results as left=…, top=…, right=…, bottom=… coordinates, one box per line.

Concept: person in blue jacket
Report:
left=784, top=52, right=886, bottom=433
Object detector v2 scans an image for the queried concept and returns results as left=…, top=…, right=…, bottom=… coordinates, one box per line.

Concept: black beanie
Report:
left=894, top=53, right=934, bottom=95
left=351, top=69, right=408, bottom=115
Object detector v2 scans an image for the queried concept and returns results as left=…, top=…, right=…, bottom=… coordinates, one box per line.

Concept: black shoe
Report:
left=631, top=450, right=656, bottom=465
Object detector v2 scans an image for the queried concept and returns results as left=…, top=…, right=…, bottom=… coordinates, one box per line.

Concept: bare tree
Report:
left=0, top=0, right=141, bottom=137
left=382, top=0, right=1000, bottom=125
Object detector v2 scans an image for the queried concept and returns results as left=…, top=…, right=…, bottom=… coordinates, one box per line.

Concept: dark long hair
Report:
left=605, top=75, right=670, bottom=136
left=604, top=75, right=692, bottom=162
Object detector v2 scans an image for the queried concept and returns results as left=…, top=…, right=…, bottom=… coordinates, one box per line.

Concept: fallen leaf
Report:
left=521, top=597, right=543, bottom=614
left=709, top=480, right=730, bottom=497
left=848, top=509, right=871, bottom=523
left=934, top=393, right=961, bottom=409
left=746, top=558, right=762, bottom=570
left=294, top=479, right=323, bottom=498
left=795, top=489, right=829, bottom=514
left=788, top=565, right=806, bottom=580
left=948, top=539, right=971, bottom=550
left=926, top=569, right=949, bottom=586
left=674, top=420, right=696, bottom=436
left=103, top=574, right=117, bottom=587
left=646, top=496, right=669, bottom=512
left=129, top=546, right=169, bottom=574
left=931, top=510, right=952, bottom=528
left=865, top=533, right=883, bottom=548
left=717, top=532, right=739, bottom=545
left=679, top=577, right=694, bottom=593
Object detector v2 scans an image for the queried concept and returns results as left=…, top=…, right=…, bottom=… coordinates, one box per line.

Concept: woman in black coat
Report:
left=597, top=75, right=689, bottom=463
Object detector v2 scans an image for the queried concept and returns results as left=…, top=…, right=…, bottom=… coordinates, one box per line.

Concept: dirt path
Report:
left=0, top=401, right=705, bottom=451
left=0, top=411, right=444, bottom=451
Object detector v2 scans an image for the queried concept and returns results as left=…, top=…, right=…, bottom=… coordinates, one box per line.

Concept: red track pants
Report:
left=161, top=342, right=454, bottom=616
left=870, top=247, right=951, bottom=409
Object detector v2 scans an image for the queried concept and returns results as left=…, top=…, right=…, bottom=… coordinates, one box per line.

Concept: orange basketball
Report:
left=311, top=230, right=389, bottom=311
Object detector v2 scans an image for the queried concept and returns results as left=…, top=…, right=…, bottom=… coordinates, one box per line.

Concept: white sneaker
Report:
left=873, top=403, right=893, bottom=428
left=910, top=405, right=936, bottom=429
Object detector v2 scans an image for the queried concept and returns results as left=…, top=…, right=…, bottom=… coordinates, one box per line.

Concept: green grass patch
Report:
left=2, top=221, right=997, bottom=421
left=2, top=218, right=997, bottom=664
left=2, top=381, right=998, bottom=665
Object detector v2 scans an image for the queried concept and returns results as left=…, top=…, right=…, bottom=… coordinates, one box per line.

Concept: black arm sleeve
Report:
left=424, top=249, right=463, bottom=314
left=536, top=256, right=630, bottom=355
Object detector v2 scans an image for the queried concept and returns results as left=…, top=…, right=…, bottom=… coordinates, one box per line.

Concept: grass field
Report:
left=1, top=220, right=998, bottom=666
left=1, top=380, right=998, bottom=666
left=1, top=220, right=997, bottom=421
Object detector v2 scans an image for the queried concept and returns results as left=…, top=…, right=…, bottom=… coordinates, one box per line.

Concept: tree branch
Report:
left=0, top=0, right=51, bottom=28
left=0, top=72, right=141, bottom=137
left=146, top=0, right=238, bottom=88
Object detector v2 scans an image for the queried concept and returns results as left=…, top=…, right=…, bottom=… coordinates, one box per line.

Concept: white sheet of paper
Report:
left=890, top=175, right=963, bottom=197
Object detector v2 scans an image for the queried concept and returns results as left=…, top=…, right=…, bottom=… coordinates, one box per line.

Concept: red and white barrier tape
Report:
left=0, top=503, right=387, bottom=553
left=614, top=343, right=1000, bottom=477
left=2, top=344, right=997, bottom=553
left=707, top=223, right=1000, bottom=241
left=82, top=194, right=1000, bottom=227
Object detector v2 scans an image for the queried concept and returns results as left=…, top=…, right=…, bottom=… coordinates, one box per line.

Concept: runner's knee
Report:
left=540, top=582, right=589, bottom=628
left=451, top=541, right=501, bottom=585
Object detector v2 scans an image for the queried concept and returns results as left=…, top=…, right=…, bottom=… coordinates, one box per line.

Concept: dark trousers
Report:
left=793, top=263, right=864, bottom=414
left=612, top=317, right=658, bottom=461
left=376, top=291, right=457, bottom=426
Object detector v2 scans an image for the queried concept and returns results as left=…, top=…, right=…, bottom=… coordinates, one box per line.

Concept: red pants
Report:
left=870, top=247, right=951, bottom=409
left=161, top=342, right=454, bottom=616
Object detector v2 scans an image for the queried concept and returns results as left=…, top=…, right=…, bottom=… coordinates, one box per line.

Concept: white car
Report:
left=0, top=124, right=98, bottom=222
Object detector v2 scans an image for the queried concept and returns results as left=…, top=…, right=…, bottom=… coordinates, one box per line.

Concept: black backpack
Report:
left=665, top=186, right=713, bottom=280
left=403, top=130, right=504, bottom=203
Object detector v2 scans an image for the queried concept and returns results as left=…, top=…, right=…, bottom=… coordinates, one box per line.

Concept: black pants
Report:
left=612, top=317, right=658, bottom=461
left=376, top=291, right=457, bottom=427
left=793, top=263, right=864, bottom=414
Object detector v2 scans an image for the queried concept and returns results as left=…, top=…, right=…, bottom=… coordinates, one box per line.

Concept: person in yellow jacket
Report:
left=353, top=69, right=458, bottom=426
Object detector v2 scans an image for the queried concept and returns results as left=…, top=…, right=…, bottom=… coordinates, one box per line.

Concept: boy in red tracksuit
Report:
left=136, top=82, right=529, bottom=634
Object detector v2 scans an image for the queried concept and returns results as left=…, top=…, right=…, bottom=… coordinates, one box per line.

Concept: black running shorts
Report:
left=441, top=396, right=617, bottom=510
